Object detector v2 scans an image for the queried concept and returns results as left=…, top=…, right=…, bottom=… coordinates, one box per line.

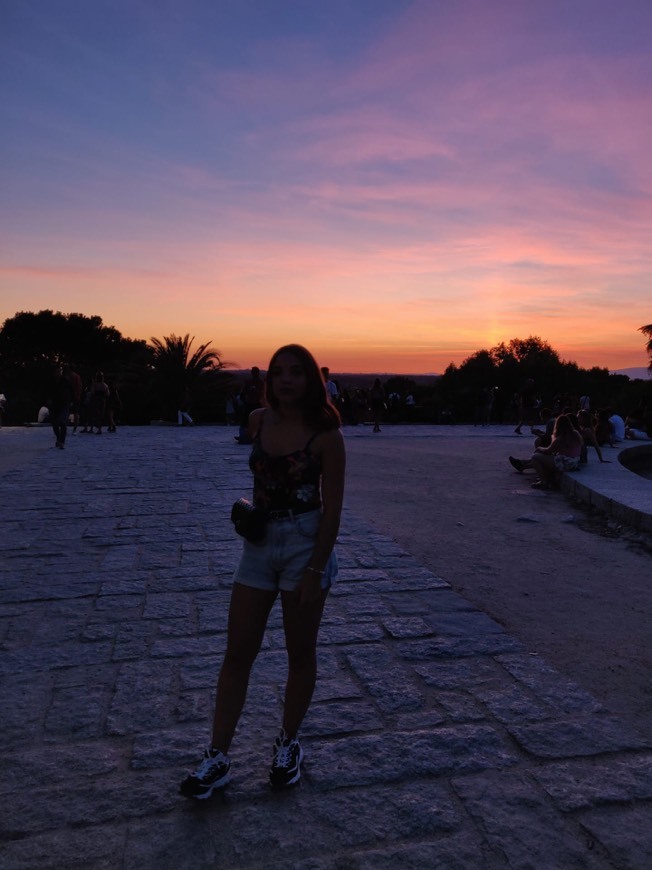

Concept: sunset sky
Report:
left=2, top=0, right=651, bottom=373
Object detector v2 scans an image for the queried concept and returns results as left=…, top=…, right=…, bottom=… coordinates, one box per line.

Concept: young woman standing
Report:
left=180, top=345, right=345, bottom=797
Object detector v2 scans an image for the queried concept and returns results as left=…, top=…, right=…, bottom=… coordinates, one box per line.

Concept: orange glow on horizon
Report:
left=113, top=320, right=650, bottom=375
left=2, top=1, right=651, bottom=378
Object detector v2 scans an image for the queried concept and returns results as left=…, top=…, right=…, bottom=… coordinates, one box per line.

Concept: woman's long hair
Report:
left=265, top=344, right=341, bottom=431
left=553, top=413, right=580, bottom=445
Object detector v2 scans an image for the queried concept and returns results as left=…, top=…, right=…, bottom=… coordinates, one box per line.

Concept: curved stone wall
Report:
left=618, top=444, right=652, bottom=481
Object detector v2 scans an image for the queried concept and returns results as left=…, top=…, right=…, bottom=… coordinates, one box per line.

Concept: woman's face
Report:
left=269, top=352, right=308, bottom=404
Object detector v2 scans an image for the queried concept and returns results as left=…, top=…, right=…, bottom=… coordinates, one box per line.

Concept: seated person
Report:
left=609, top=412, right=626, bottom=442
left=595, top=408, right=615, bottom=446
left=508, top=413, right=584, bottom=489
left=576, top=410, right=610, bottom=464
left=530, top=407, right=555, bottom=448
left=625, top=411, right=650, bottom=440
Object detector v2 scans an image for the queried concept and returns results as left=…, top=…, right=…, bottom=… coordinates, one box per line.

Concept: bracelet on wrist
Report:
left=306, top=566, right=324, bottom=576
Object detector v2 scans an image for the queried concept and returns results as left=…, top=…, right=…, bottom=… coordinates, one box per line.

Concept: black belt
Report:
left=266, top=506, right=317, bottom=521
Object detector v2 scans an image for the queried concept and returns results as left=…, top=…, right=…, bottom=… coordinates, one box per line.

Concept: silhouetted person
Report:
left=107, top=381, right=121, bottom=431
left=69, top=366, right=82, bottom=433
left=90, top=371, right=110, bottom=434
left=178, top=388, right=193, bottom=426
left=321, top=367, right=339, bottom=405
left=370, top=378, right=385, bottom=432
left=48, top=364, right=74, bottom=449
left=237, top=367, right=264, bottom=443
left=79, top=379, right=93, bottom=432
left=514, top=377, right=536, bottom=434
left=180, top=344, right=345, bottom=798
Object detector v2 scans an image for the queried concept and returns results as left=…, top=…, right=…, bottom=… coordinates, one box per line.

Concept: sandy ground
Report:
left=2, top=423, right=650, bottom=743
left=343, top=425, right=652, bottom=742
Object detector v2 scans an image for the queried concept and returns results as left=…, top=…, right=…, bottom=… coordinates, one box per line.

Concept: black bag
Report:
left=231, top=498, right=266, bottom=542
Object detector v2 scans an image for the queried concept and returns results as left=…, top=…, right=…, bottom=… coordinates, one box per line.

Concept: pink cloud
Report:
left=4, top=0, right=651, bottom=373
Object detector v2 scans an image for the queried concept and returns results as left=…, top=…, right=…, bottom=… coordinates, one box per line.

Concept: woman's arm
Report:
left=535, top=438, right=557, bottom=455
left=247, top=407, right=265, bottom=440
left=299, top=428, right=346, bottom=605
left=584, top=428, right=608, bottom=462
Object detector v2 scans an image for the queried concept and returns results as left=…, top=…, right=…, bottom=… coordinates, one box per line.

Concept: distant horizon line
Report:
left=225, top=366, right=651, bottom=380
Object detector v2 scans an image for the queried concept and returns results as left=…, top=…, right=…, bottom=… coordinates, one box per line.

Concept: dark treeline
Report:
left=0, top=310, right=236, bottom=425
left=0, top=311, right=650, bottom=430
left=432, top=336, right=651, bottom=428
left=329, top=336, right=652, bottom=431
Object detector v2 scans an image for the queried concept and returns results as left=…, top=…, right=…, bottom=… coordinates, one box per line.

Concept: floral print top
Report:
left=249, top=432, right=322, bottom=512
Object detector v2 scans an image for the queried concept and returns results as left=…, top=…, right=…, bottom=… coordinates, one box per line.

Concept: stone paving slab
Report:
left=1, top=426, right=651, bottom=869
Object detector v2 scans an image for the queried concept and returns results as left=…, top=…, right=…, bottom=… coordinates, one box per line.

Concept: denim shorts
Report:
left=233, top=509, right=338, bottom=593
left=554, top=454, right=581, bottom=471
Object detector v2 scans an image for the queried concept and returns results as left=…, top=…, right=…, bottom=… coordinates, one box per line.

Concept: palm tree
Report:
left=149, top=334, right=230, bottom=421
left=640, top=324, right=652, bottom=372
left=149, top=334, right=224, bottom=377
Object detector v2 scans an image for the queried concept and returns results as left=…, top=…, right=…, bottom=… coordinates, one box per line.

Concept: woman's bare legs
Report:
left=279, top=589, right=328, bottom=737
left=530, top=453, right=557, bottom=485
left=211, top=583, right=277, bottom=753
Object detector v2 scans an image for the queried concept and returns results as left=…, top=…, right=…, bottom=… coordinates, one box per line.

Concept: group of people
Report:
left=577, top=403, right=649, bottom=445
left=507, top=401, right=644, bottom=489
left=229, top=367, right=418, bottom=434
left=78, top=372, right=120, bottom=435
left=46, top=366, right=119, bottom=447
left=509, top=413, right=601, bottom=489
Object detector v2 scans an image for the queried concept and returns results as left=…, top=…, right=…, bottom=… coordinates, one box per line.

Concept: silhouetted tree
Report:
left=0, top=310, right=147, bottom=371
left=640, top=324, right=652, bottom=372
left=435, top=335, right=638, bottom=422
left=0, top=310, right=150, bottom=422
left=148, top=333, right=232, bottom=421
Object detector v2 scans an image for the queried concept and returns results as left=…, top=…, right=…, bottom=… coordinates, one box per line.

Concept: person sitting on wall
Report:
left=609, top=411, right=626, bottom=443
left=508, top=413, right=584, bottom=489
left=576, top=410, right=610, bottom=464
left=625, top=407, right=650, bottom=440
left=530, top=407, right=556, bottom=448
left=595, top=408, right=615, bottom=447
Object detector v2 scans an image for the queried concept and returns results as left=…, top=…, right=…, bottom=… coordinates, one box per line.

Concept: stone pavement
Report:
left=1, top=426, right=651, bottom=870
